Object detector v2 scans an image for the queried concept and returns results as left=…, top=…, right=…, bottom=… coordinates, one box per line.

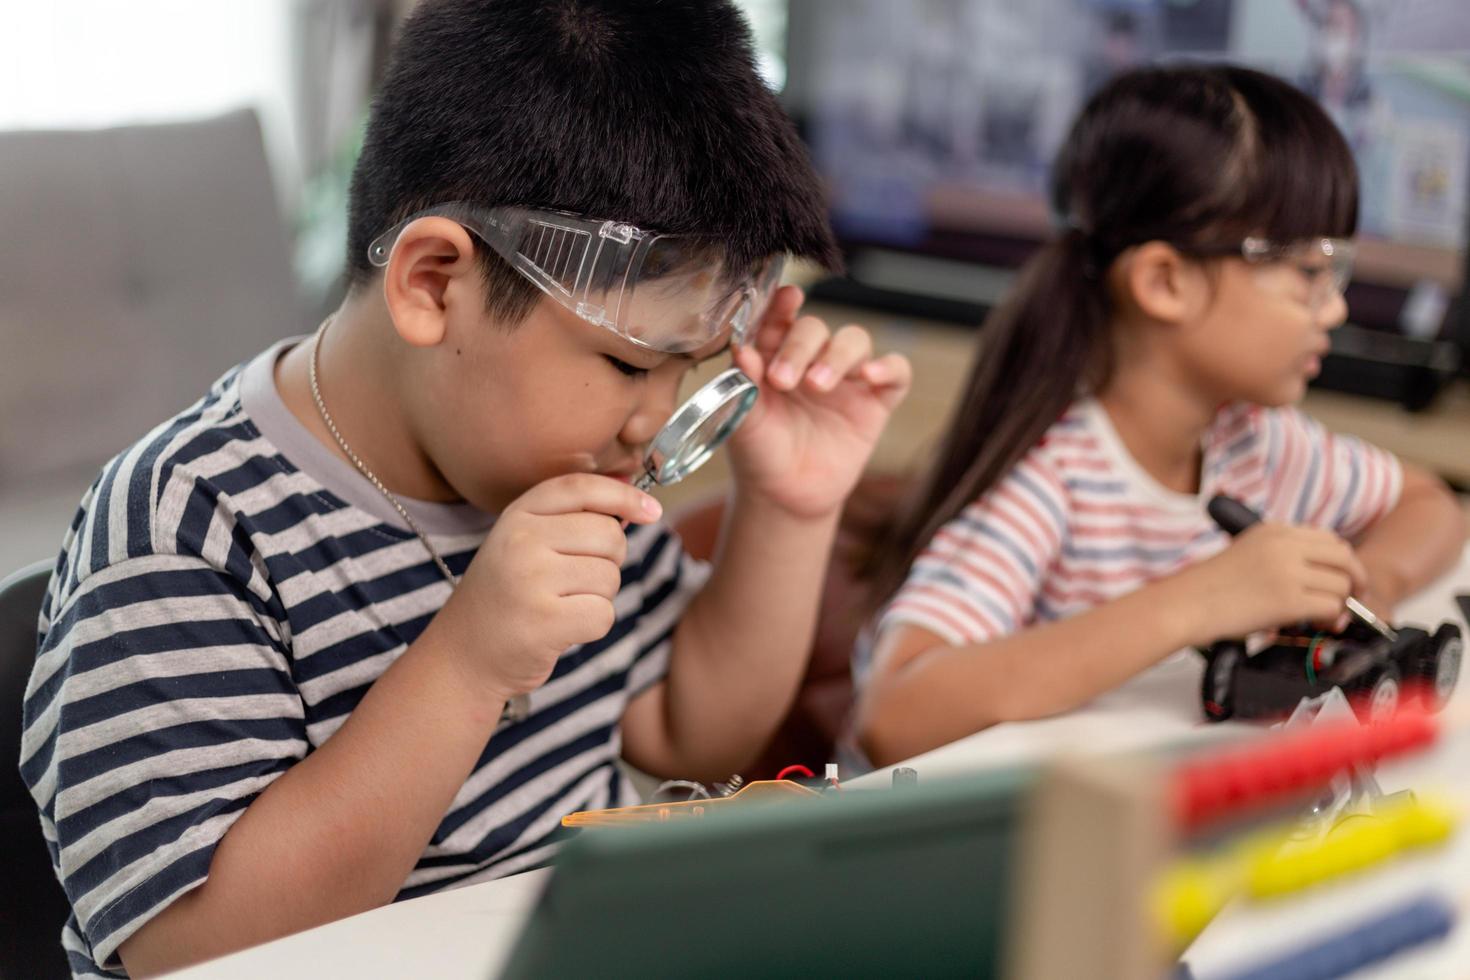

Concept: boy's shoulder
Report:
left=51, top=345, right=292, bottom=601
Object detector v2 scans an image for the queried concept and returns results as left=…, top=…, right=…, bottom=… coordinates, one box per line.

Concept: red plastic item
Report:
left=776, top=764, right=815, bottom=781
left=1170, top=710, right=1438, bottom=831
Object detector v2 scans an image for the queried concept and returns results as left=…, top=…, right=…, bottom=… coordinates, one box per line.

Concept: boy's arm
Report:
left=119, top=476, right=656, bottom=976
left=1352, top=462, right=1466, bottom=615
left=118, top=620, right=513, bottom=976
left=622, top=288, right=909, bottom=780
left=621, top=493, right=840, bottom=780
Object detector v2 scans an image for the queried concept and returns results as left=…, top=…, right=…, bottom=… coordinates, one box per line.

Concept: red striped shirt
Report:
left=881, top=399, right=1402, bottom=647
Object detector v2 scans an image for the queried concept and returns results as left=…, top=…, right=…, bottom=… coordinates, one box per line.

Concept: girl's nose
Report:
left=1316, top=285, right=1349, bottom=329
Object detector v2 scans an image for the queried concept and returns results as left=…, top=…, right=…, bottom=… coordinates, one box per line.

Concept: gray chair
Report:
left=0, top=109, right=310, bottom=571
left=0, top=561, right=70, bottom=979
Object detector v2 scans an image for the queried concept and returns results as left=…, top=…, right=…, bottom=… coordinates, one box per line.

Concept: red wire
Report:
left=776, top=764, right=814, bottom=781
left=1310, top=633, right=1327, bottom=672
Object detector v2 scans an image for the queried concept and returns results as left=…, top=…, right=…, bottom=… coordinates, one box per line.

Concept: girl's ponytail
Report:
left=857, top=229, right=1111, bottom=614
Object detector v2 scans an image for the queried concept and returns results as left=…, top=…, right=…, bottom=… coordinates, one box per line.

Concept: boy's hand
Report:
left=727, top=285, right=911, bottom=519
left=1178, top=522, right=1369, bottom=644
left=436, top=474, right=662, bottom=702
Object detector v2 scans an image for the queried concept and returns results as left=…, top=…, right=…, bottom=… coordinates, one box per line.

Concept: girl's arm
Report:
left=857, top=521, right=1368, bottom=766
left=1352, top=462, right=1466, bottom=615
left=858, top=578, right=1199, bottom=766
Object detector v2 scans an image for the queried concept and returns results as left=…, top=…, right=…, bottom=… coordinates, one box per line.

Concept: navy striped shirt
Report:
left=20, top=340, right=706, bottom=977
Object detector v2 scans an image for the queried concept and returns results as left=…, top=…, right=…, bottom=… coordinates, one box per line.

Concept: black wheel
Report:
left=1201, top=643, right=1243, bottom=722
left=1415, top=627, right=1462, bottom=712
left=1352, top=662, right=1402, bottom=723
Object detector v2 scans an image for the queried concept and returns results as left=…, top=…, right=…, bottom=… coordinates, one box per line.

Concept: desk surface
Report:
left=170, top=547, right=1470, bottom=980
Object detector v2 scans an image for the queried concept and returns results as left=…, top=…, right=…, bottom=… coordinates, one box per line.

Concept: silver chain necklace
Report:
left=308, top=316, right=529, bottom=721
left=309, top=317, right=457, bottom=584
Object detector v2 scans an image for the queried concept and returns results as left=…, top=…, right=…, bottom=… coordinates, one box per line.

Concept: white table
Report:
left=171, top=547, right=1470, bottom=979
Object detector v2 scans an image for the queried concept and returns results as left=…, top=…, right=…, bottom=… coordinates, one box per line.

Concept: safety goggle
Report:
left=368, top=202, right=785, bottom=354
left=1184, top=236, right=1356, bottom=312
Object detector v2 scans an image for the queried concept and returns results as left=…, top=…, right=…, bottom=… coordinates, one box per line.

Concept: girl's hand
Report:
left=1177, top=522, right=1369, bottom=644
left=726, top=286, right=911, bottom=520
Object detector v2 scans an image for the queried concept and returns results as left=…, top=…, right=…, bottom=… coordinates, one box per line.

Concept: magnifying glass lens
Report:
left=633, top=368, right=759, bottom=492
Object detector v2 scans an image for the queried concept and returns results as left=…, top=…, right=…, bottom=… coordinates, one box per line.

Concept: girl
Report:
left=855, top=65, right=1466, bottom=767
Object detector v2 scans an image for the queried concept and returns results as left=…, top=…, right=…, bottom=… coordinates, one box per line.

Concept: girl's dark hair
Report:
left=346, top=0, right=839, bottom=321
left=859, top=63, right=1359, bottom=615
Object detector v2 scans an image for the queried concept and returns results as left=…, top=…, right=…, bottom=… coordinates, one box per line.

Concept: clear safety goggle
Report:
left=1187, top=236, right=1356, bottom=312
left=368, top=201, right=785, bottom=355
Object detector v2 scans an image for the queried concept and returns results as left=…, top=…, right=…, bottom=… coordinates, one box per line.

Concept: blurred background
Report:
left=1, top=0, right=1467, bottom=576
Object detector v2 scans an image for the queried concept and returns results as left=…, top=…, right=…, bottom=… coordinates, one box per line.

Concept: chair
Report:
left=0, top=561, right=71, bottom=979
left=0, top=109, right=310, bottom=571
left=672, top=474, right=909, bottom=777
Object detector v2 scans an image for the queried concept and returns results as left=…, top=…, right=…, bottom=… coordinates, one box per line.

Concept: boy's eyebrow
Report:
left=677, top=340, right=732, bottom=363
left=605, top=335, right=730, bottom=365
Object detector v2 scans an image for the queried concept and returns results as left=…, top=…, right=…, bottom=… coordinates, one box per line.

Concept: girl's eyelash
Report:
left=604, top=355, right=649, bottom=378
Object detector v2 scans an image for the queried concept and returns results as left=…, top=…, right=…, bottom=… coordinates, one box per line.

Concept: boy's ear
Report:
left=380, top=217, right=481, bottom=348
left=1111, top=241, right=1205, bottom=326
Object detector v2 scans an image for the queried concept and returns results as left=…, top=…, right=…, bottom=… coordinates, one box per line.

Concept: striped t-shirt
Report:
left=881, top=398, right=1402, bottom=648
left=20, top=339, right=707, bottom=978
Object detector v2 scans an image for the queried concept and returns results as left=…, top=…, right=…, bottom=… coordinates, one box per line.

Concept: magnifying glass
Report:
left=632, top=367, right=759, bottom=492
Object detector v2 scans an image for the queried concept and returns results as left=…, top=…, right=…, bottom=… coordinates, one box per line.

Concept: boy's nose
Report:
left=620, top=376, right=682, bottom=449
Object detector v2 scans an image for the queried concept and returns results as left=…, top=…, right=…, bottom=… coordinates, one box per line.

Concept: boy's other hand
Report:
left=436, top=473, right=662, bottom=704
left=728, top=285, right=911, bottom=520
left=1178, top=522, right=1370, bottom=644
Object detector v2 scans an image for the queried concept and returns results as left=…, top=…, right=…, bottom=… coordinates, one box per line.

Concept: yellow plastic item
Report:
left=1152, top=796, right=1459, bottom=948
left=561, top=779, right=822, bottom=828
left=1246, top=797, right=1457, bottom=899
left=1151, top=860, right=1236, bottom=948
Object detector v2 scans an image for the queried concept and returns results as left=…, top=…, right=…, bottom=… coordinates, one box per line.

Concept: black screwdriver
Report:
left=1206, top=494, right=1398, bottom=642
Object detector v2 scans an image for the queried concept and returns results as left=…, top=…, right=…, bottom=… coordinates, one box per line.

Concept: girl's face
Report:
left=1177, top=247, right=1349, bottom=407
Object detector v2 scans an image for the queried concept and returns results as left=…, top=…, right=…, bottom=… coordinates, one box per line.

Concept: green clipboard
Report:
left=500, top=768, right=1030, bottom=978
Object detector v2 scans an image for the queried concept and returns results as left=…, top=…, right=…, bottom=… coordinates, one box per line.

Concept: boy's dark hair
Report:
left=858, top=64, right=1360, bottom=615
left=346, top=0, right=839, bottom=320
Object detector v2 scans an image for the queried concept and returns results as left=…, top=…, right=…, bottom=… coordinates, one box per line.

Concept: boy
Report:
left=20, top=2, right=911, bottom=975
